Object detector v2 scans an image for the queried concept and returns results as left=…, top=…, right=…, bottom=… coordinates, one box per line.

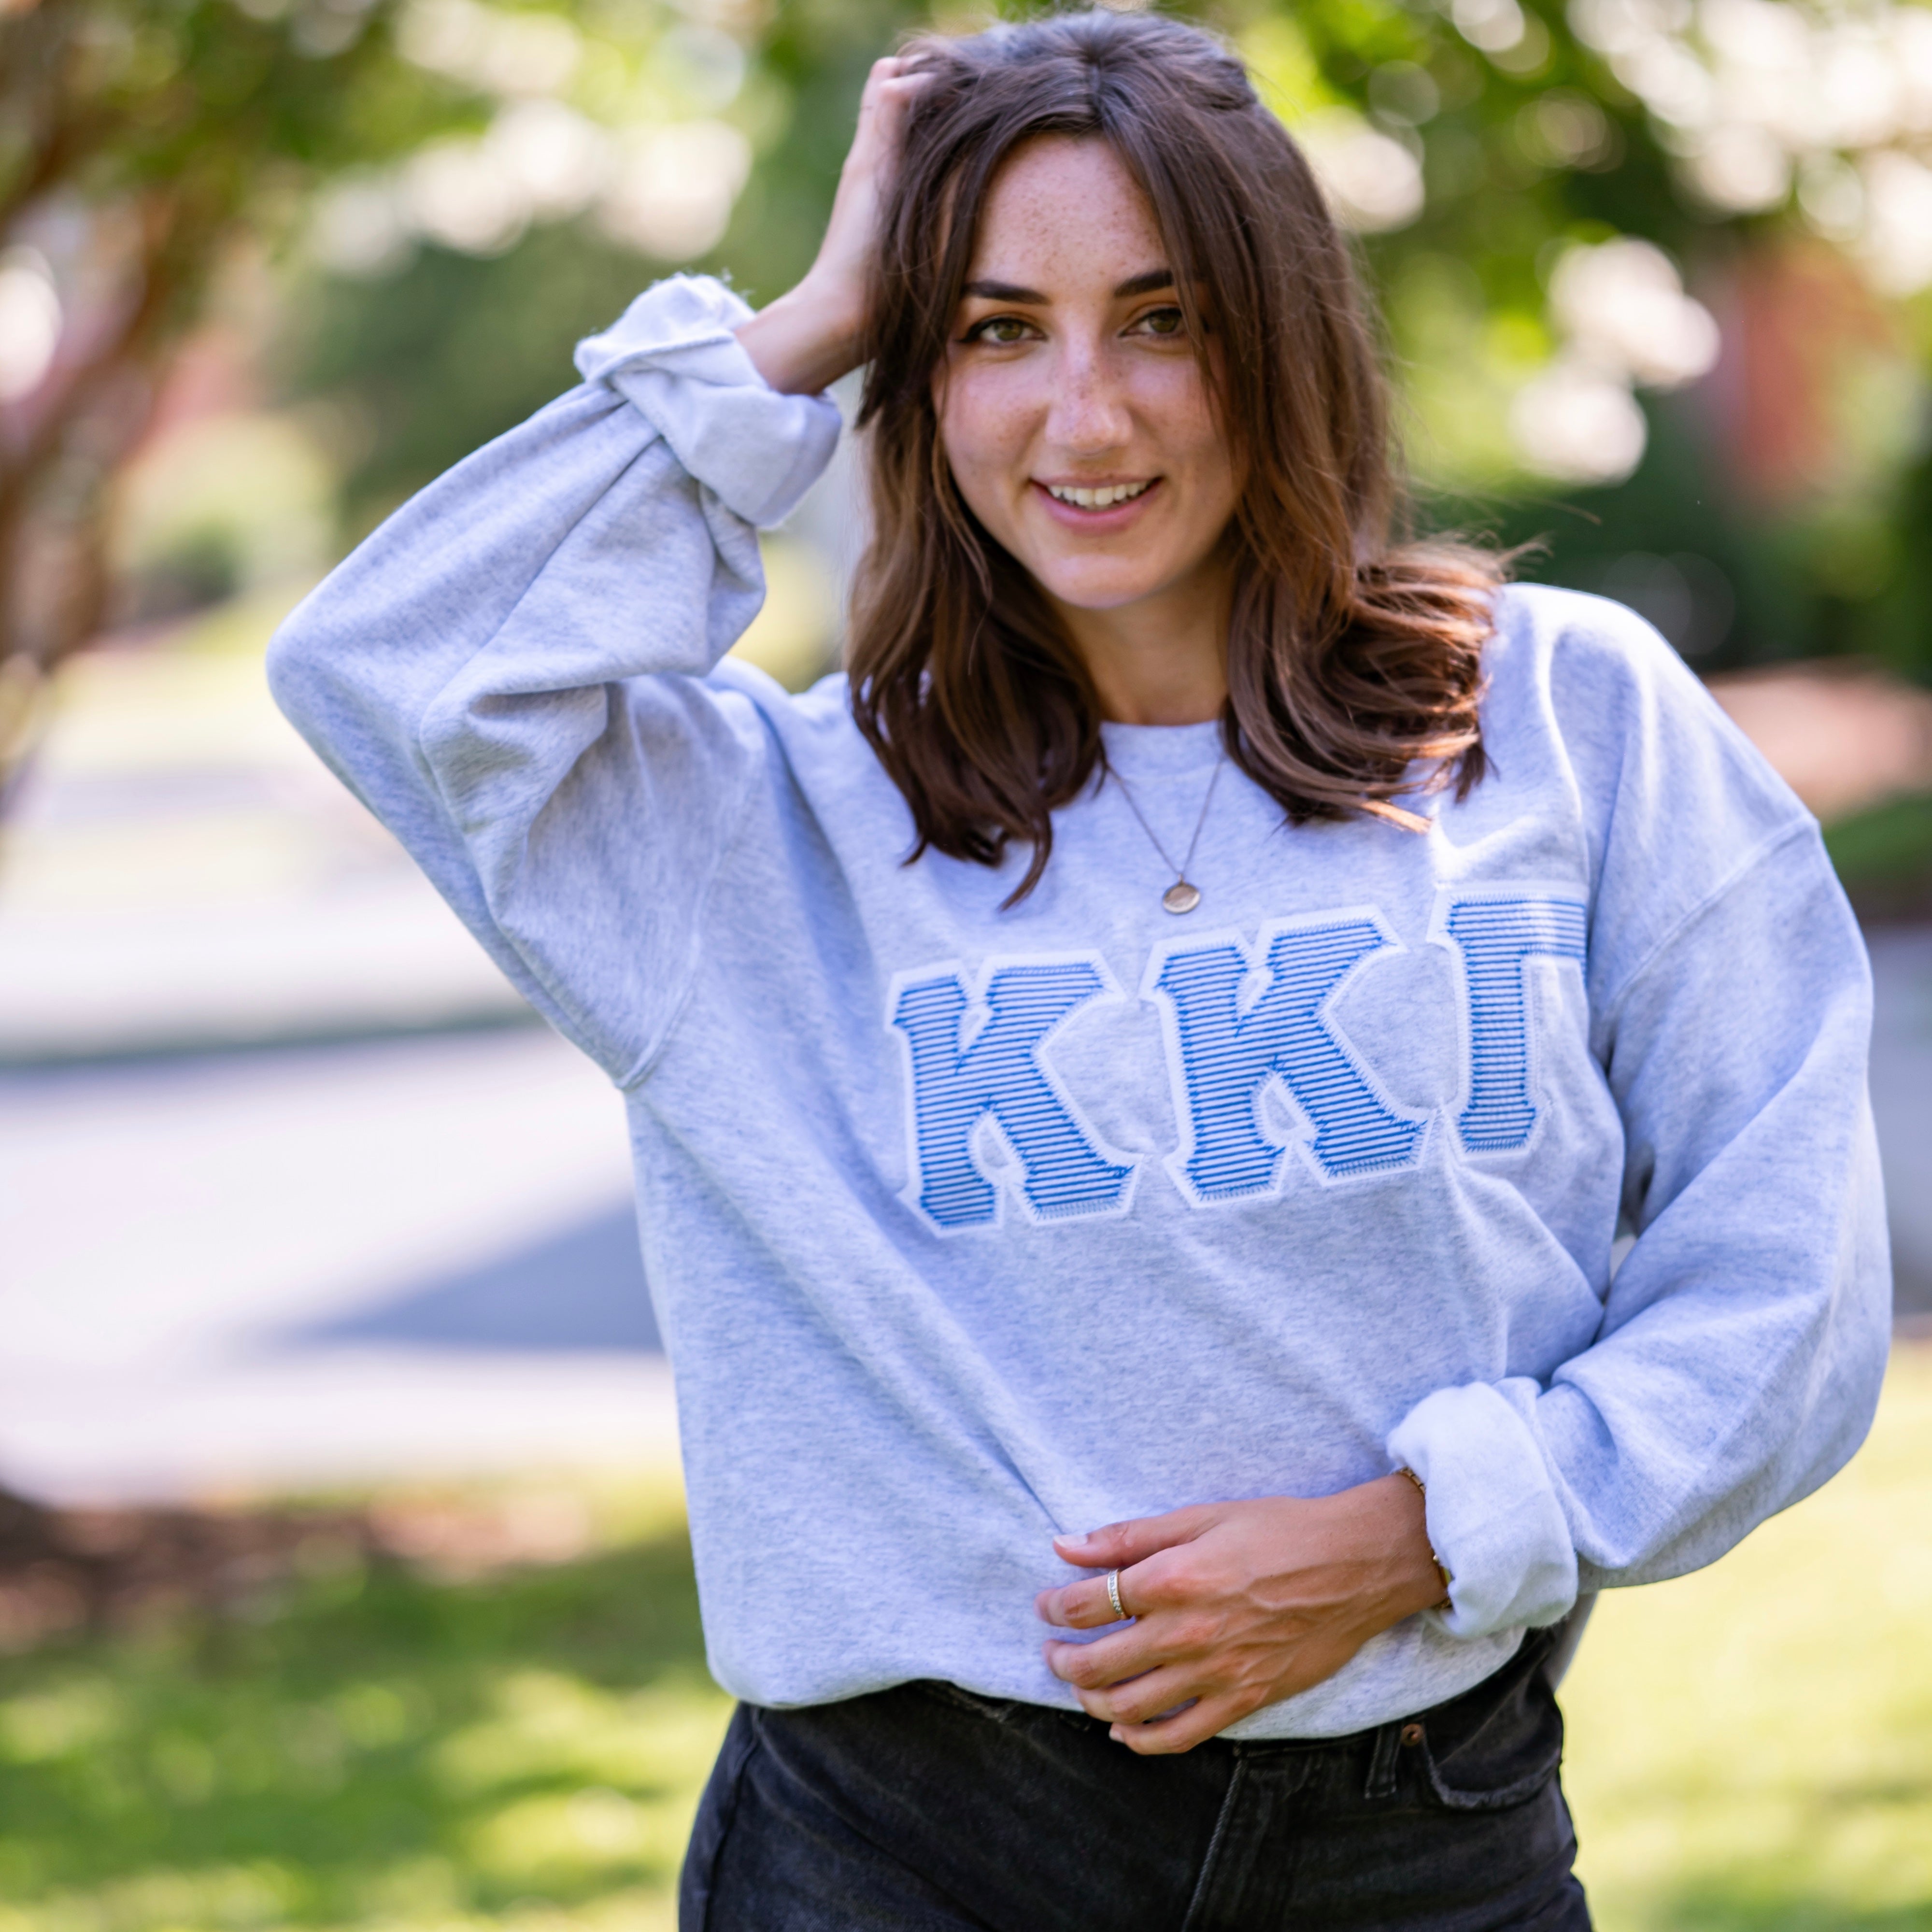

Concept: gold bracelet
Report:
left=1396, top=1467, right=1454, bottom=1608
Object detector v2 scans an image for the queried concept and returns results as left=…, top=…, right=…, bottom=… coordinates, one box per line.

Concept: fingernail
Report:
left=1052, top=1529, right=1094, bottom=1550
left=1109, top=1725, right=1124, bottom=1744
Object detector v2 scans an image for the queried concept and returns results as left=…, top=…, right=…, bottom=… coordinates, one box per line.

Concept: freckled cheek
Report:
left=938, top=368, right=1049, bottom=497
left=1123, top=366, right=1223, bottom=469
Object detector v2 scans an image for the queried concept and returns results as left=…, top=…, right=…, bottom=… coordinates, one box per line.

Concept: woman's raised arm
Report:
left=266, top=277, right=840, bottom=1084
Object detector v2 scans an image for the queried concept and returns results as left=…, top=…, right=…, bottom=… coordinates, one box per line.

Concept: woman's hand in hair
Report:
left=1035, top=1477, right=1449, bottom=1755
left=735, top=55, right=929, bottom=397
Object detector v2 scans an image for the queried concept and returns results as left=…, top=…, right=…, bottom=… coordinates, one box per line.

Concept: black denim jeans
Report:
left=681, top=1625, right=1590, bottom=1931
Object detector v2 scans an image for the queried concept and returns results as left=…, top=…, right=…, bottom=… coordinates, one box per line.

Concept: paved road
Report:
left=0, top=1027, right=675, bottom=1502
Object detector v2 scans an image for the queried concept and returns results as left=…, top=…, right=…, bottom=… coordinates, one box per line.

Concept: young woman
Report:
left=270, top=11, right=1889, bottom=1927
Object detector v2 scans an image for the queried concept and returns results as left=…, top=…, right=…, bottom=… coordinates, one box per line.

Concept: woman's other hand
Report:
left=735, top=56, right=930, bottom=396
left=1035, top=1477, right=1449, bottom=1755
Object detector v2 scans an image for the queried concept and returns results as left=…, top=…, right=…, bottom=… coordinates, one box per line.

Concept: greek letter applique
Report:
left=889, top=956, right=1137, bottom=1232
left=1435, top=893, right=1589, bottom=1153
left=1143, top=914, right=1427, bottom=1205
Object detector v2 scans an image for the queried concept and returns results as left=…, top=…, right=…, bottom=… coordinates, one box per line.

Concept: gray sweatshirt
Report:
left=268, top=274, right=1891, bottom=1739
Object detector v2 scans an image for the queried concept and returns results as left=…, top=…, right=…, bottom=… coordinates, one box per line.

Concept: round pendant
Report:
left=1162, top=881, right=1202, bottom=915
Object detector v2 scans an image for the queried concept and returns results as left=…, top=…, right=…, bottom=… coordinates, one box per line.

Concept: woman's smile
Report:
left=934, top=135, right=1241, bottom=720
left=1034, top=474, right=1163, bottom=526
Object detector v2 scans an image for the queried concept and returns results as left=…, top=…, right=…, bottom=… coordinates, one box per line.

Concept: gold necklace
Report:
left=1110, top=753, right=1225, bottom=915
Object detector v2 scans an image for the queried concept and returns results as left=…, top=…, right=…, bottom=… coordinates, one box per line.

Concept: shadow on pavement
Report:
left=277, top=1206, right=662, bottom=1355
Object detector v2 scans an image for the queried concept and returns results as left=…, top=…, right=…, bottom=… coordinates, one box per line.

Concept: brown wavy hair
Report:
left=847, top=7, right=1503, bottom=905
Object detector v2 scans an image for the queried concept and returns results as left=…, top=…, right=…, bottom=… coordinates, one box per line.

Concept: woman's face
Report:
left=936, top=135, right=1240, bottom=625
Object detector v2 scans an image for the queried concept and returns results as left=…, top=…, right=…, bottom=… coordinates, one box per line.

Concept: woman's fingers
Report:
left=807, top=57, right=933, bottom=298
left=1034, top=1573, right=1120, bottom=1629
left=1041, top=1621, right=1160, bottom=1690
left=1043, top=1628, right=1266, bottom=1752
left=1033, top=1488, right=1441, bottom=1757
left=1037, top=1541, right=1187, bottom=1627
left=736, top=55, right=931, bottom=393
left=1066, top=1663, right=1201, bottom=1728
left=1051, top=1504, right=1217, bottom=1576
left=1111, top=1692, right=1252, bottom=1758
left=841, top=58, right=929, bottom=192
left=1038, top=1513, right=1221, bottom=1628
left=1034, top=1577, right=1101, bottom=1628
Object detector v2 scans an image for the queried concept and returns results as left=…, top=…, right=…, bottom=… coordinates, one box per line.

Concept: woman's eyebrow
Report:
left=958, top=269, right=1176, bottom=303
left=961, top=278, right=1047, bottom=302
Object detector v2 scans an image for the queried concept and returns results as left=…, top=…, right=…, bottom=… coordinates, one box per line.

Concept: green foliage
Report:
left=0, top=0, right=477, bottom=338
left=276, top=0, right=1829, bottom=669
left=279, top=0, right=927, bottom=529
left=288, top=224, right=660, bottom=535
left=1824, top=791, right=1932, bottom=918
left=15, top=0, right=1932, bottom=686
left=0, top=0, right=490, bottom=685
left=0, top=1526, right=728, bottom=1929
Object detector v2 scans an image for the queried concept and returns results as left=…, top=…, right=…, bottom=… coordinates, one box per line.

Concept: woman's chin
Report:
left=1027, top=558, right=1190, bottom=616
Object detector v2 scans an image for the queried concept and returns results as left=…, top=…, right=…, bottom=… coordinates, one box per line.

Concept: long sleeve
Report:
left=1388, top=606, right=1892, bottom=1639
left=266, top=275, right=841, bottom=1082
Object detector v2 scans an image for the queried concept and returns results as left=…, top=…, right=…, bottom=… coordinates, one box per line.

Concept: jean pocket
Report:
left=1412, top=1669, right=1566, bottom=1813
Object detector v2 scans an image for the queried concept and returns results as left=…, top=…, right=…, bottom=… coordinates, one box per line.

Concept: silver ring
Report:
left=1107, top=1570, right=1126, bottom=1620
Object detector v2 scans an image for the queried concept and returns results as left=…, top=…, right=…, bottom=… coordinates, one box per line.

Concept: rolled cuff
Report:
left=574, top=274, right=842, bottom=528
left=1388, top=1379, right=1578, bottom=1639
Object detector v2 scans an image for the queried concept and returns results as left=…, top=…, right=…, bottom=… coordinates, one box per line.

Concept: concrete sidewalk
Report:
left=0, top=1028, right=676, bottom=1503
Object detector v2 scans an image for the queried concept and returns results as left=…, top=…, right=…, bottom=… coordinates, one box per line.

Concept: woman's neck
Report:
left=1051, top=554, right=1232, bottom=727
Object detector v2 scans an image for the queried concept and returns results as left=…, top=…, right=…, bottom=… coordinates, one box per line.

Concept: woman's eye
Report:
left=965, top=315, right=1035, bottom=346
left=1131, top=306, right=1187, bottom=339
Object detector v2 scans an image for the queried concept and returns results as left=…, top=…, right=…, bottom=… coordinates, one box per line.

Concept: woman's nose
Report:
left=1043, top=342, right=1133, bottom=455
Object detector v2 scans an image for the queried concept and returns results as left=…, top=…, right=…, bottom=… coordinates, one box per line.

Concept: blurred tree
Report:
left=0, top=0, right=767, bottom=787
left=1222, top=0, right=1932, bottom=680
left=0, top=0, right=464, bottom=785
left=280, top=0, right=1932, bottom=689
left=278, top=0, right=918, bottom=539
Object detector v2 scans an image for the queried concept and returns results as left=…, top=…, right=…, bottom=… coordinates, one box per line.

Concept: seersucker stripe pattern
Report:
left=1151, top=918, right=1427, bottom=1200
left=1445, top=896, right=1589, bottom=1152
left=892, top=961, right=1135, bottom=1230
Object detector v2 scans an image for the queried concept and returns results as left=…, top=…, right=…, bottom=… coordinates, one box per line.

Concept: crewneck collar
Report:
left=1098, top=717, right=1226, bottom=783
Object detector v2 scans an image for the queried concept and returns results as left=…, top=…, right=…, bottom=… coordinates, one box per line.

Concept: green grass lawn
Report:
left=1564, top=1342, right=1932, bottom=1931
left=0, top=1351, right=1927, bottom=1932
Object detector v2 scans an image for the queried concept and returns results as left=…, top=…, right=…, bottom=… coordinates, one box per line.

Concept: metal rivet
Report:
left=1400, top=1722, right=1425, bottom=1747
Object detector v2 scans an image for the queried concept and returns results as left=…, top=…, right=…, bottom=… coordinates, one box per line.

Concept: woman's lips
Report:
left=1030, top=476, right=1163, bottom=531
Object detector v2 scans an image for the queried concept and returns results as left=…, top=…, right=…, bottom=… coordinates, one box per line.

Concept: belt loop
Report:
left=1364, top=1720, right=1402, bottom=1800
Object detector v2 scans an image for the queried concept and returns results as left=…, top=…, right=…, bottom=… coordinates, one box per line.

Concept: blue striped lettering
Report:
left=1145, top=917, right=1426, bottom=1202
left=1439, top=895, right=1589, bottom=1153
left=891, top=958, right=1136, bottom=1231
